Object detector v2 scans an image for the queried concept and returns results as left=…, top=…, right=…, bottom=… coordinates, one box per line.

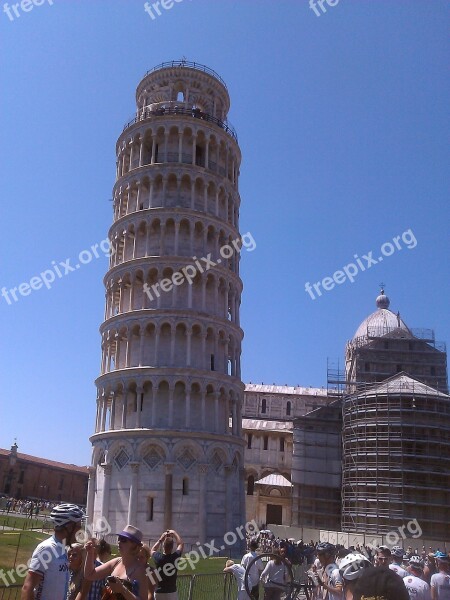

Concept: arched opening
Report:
left=247, top=475, right=255, bottom=496
left=182, top=477, right=189, bottom=496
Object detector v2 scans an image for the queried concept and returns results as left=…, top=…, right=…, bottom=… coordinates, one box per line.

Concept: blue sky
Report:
left=1, top=0, right=449, bottom=465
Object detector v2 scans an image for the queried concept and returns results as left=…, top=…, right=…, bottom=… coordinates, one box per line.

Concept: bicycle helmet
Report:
left=316, top=542, right=336, bottom=555
left=435, top=552, right=449, bottom=562
left=339, top=553, right=372, bottom=581
left=409, top=556, right=424, bottom=569
left=50, top=504, right=84, bottom=528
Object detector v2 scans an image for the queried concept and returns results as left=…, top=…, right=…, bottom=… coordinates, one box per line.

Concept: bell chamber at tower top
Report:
left=135, top=60, right=232, bottom=125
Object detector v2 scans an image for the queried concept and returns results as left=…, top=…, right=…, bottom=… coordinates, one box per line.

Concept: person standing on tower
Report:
left=21, top=503, right=84, bottom=600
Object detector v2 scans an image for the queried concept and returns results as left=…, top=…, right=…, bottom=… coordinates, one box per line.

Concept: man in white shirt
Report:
left=21, top=503, right=84, bottom=600
left=224, top=560, right=251, bottom=600
left=431, top=553, right=450, bottom=600
left=316, top=542, right=343, bottom=600
left=390, top=548, right=409, bottom=578
left=241, top=540, right=264, bottom=600
left=404, top=557, right=431, bottom=600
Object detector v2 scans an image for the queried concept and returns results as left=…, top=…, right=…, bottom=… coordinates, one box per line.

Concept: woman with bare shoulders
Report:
left=84, top=525, right=149, bottom=600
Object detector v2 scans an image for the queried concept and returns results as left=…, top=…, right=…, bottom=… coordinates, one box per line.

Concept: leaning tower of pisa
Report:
left=86, top=61, right=246, bottom=544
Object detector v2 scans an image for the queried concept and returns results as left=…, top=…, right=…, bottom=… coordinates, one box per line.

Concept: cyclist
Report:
left=260, top=549, right=291, bottom=600
left=403, top=557, right=431, bottom=600
left=21, top=503, right=84, bottom=600
left=241, top=540, right=264, bottom=600
left=390, top=549, right=409, bottom=578
left=316, top=542, right=343, bottom=600
left=339, top=552, right=372, bottom=600
left=430, top=552, right=450, bottom=600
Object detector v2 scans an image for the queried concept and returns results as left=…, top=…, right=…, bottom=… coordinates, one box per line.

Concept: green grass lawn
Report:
left=0, top=528, right=229, bottom=588
left=0, top=515, right=51, bottom=531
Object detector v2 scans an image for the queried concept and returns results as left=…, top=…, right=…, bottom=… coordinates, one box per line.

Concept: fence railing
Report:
left=0, top=574, right=238, bottom=600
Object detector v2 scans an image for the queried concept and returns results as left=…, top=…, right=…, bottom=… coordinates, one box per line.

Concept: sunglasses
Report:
left=118, top=536, right=131, bottom=543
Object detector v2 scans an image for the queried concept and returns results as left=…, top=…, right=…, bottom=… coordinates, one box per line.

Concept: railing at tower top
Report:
left=142, top=60, right=228, bottom=90
left=123, top=104, right=238, bottom=142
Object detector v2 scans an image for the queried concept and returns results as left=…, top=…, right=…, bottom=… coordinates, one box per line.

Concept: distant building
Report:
left=244, top=290, right=449, bottom=540
left=0, top=443, right=88, bottom=505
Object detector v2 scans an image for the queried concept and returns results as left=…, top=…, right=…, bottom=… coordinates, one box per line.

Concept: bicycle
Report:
left=243, top=552, right=313, bottom=600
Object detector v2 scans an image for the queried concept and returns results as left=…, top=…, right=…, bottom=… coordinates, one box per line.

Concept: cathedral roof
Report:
left=352, top=372, right=449, bottom=399
left=255, top=473, right=292, bottom=487
left=242, top=419, right=293, bottom=432
left=244, top=383, right=327, bottom=396
left=352, top=289, right=412, bottom=344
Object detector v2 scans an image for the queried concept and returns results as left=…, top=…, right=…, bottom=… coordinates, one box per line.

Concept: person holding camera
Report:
left=150, top=529, right=184, bottom=600
left=84, top=525, right=149, bottom=600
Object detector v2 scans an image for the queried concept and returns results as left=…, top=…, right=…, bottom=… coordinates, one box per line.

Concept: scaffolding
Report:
left=341, top=375, right=450, bottom=538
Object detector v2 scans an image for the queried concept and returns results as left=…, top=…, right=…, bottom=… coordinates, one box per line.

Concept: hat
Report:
left=117, top=524, right=143, bottom=545
left=392, top=548, right=405, bottom=559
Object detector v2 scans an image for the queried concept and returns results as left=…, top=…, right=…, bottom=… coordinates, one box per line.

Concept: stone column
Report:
left=205, top=139, right=209, bottom=170
left=125, top=333, right=131, bottom=368
left=127, top=463, right=140, bottom=524
left=136, top=387, right=143, bottom=428
left=150, top=386, right=156, bottom=428
left=198, top=464, right=208, bottom=544
left=86, top=466, right=96, bottom=526
left=224, top=465, right=233, bottom=533
left=174, top=221, right=180, bottom=255
left=178, top=132, right=183, bottom=163
left=164, top=463, right=174, bottom=530
left=168, top=384, right=174, bottom=428
left=129, top=142, right=134, bottom=170
left=110, top=393, right=116, bottom=430
left=186, top=330, right=192, bottom=367
left=101, top=464, right=112, bottom=525
left=122, top=390, right=128, bottom=429
left=101, top=395, right=107, bottom=432
left=149, top=181, right=154, bottom=208
left=185, top=387, right=191, bottom=428
left=164, top=132, right=169, bottom=162
left=139, top=329, right=145, bottom=366
left=139, top=139, right=145, bottom=167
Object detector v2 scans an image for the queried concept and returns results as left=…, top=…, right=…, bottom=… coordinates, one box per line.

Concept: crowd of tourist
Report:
left=230, top=533, right=450, bottom=600
left=14, top=503, right=450, bottom=600
left=1, top=496, right=57, bottom=517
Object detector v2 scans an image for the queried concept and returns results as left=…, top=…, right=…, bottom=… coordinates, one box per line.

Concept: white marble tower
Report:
left=87, top=61, right=246, bottom=544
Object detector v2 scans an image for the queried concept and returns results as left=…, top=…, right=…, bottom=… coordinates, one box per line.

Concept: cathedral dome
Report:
left=353, top=289, right=411, bottom=342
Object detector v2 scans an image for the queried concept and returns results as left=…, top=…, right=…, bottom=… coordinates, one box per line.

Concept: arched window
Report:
left=247, top=434, right=252, bottom=449
left=182, top=478, right=189, bottom=496
left=280, top=437, right=285, bottom=452
left=261, top=399, right=267, bottom=414
left=177, top=91, right=184, bottom=102
left=247, top=475, right=255, bottom=496
left=286, top=401, right=291, bottom=416
left=263, top=436, right=269, bottom=451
